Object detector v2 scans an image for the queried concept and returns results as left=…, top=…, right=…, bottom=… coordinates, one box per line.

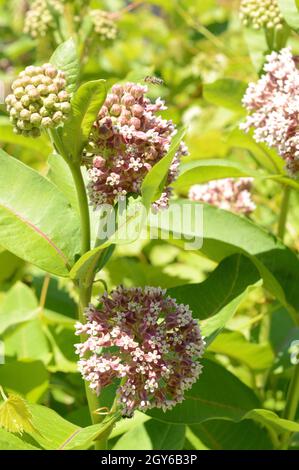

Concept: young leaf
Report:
left=62, top=80, right=107, bottom=160
left=50, top=38, right=79, bottom=93
left=0, top=392, right=38, bottom=436
left=141, top=127, right=186, bottom=209
left=0, top=149, right=80, bottom=276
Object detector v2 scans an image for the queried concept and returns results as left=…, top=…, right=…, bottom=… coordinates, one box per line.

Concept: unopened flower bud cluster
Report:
left=189, top=178, right=256, bottom=214
left=85, top=82, right=188, bottom=211
left=6, top=64, right=71, bottom=137
left=90, top=10, right=118, bottom=41
left=241, top=48, right=299, bottom=177
left=75, top=286, right=205, bottom=417
left=24, top=0, right=64, bottom=39
left=240, top=0, right=284, bottom=31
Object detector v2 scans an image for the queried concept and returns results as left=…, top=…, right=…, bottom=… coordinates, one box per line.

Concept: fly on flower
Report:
left=144, top=76, right=164, bottom=85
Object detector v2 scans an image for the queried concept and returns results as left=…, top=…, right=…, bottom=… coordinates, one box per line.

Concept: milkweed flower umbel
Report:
left=90, top=10, right=118, bottom=41
left=241, top=48, right=299, bottom=177
left=84, top=82, right=188, bottom=210
left=189, top=178, right=256, bottom=214
left=75, top=286, right=204, bottom=417
left=239, top=0, right=284, bottom=32
left=24, top=0, right=64, bottom=39
left=5, top=63, right=71, bottom=137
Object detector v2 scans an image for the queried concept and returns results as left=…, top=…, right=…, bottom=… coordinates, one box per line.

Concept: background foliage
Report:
left=0, top=0, right=299, bottom=451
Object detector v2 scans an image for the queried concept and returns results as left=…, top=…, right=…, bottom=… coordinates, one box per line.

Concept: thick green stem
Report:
left=50, top=129, right=109, bottom=447
left=277, top=186, right=291, bottom=242
left=69, top=163, right=91, bottom=255
left=280, top=364, right=299, bottom=449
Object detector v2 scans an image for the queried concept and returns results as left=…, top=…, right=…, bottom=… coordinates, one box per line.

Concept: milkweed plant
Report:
left=0, top=0, right=299, bottom=452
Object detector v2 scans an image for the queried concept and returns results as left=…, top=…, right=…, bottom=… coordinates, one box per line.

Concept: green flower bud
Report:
left=52, top=111, right=63, bottom=123
left=20, top=95, right=30, bottom=107
left=90, top=9, right=118, bottom=42
left=7, top=62, right=71, bottom=137
left=14, top=87, right=25, bottom=99
left=30, top=113, right=42, bottom=125
left=20, top=109, right=31, bottom=120
left=41, top=117, right=53, bottom=127
left=58, top=101, right=71, bottom=113
left=24, top=0, right=64, bottom=39
left=37, top=84, right=49, bottom=95
left=16, top=101, right=25, bottom=111
left=240, top=0, right=284, bottom=32
left=27, top=88, right=40, bottom=100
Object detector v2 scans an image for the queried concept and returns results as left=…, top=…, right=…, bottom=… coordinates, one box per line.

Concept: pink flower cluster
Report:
left=188, top=178, right=256, bottom=214
left=84, top=82, right=188, bottom=211
left=241, top=48, right=299, bottom=176
left=75, top=286, right=204, bottom=417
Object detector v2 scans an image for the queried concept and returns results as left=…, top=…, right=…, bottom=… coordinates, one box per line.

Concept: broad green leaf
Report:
left=50, top=38, right=79, bottom=93
left=209, top=331, right=274, bottom=370
left=173, top=159, right=260, bottom=196
left=0, top=282, right=38, bottom=335
left=26, top=403, right=78, bottom=449
left=21, top=404, right=118, bottom=450
left=62, top=80, right=107, bottom=160
left=244, top=409, right=299, bottom=434
left=189, top=419, right=272, bottom=450
left=203, top=79, right=248, bottom=113
left=168, top=254, right=261, bottom=344
left=0, top=361, right=48, bottom=403
left=150, top=200, right=299, bottom=320
left=148, top=358, right=260, bottom=424
left=0, top=428, right=39, bottom=450
left=47, top=154, right=79, bottom=214
left=0, top=392, right=38, bottom=435
left=0, top=149, right=80, bottom=276
left=141, top=127, right=186, bottom=209
left=113, top=420, right=185, bottom=450
left=278, top=0, right=299, bottom=32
